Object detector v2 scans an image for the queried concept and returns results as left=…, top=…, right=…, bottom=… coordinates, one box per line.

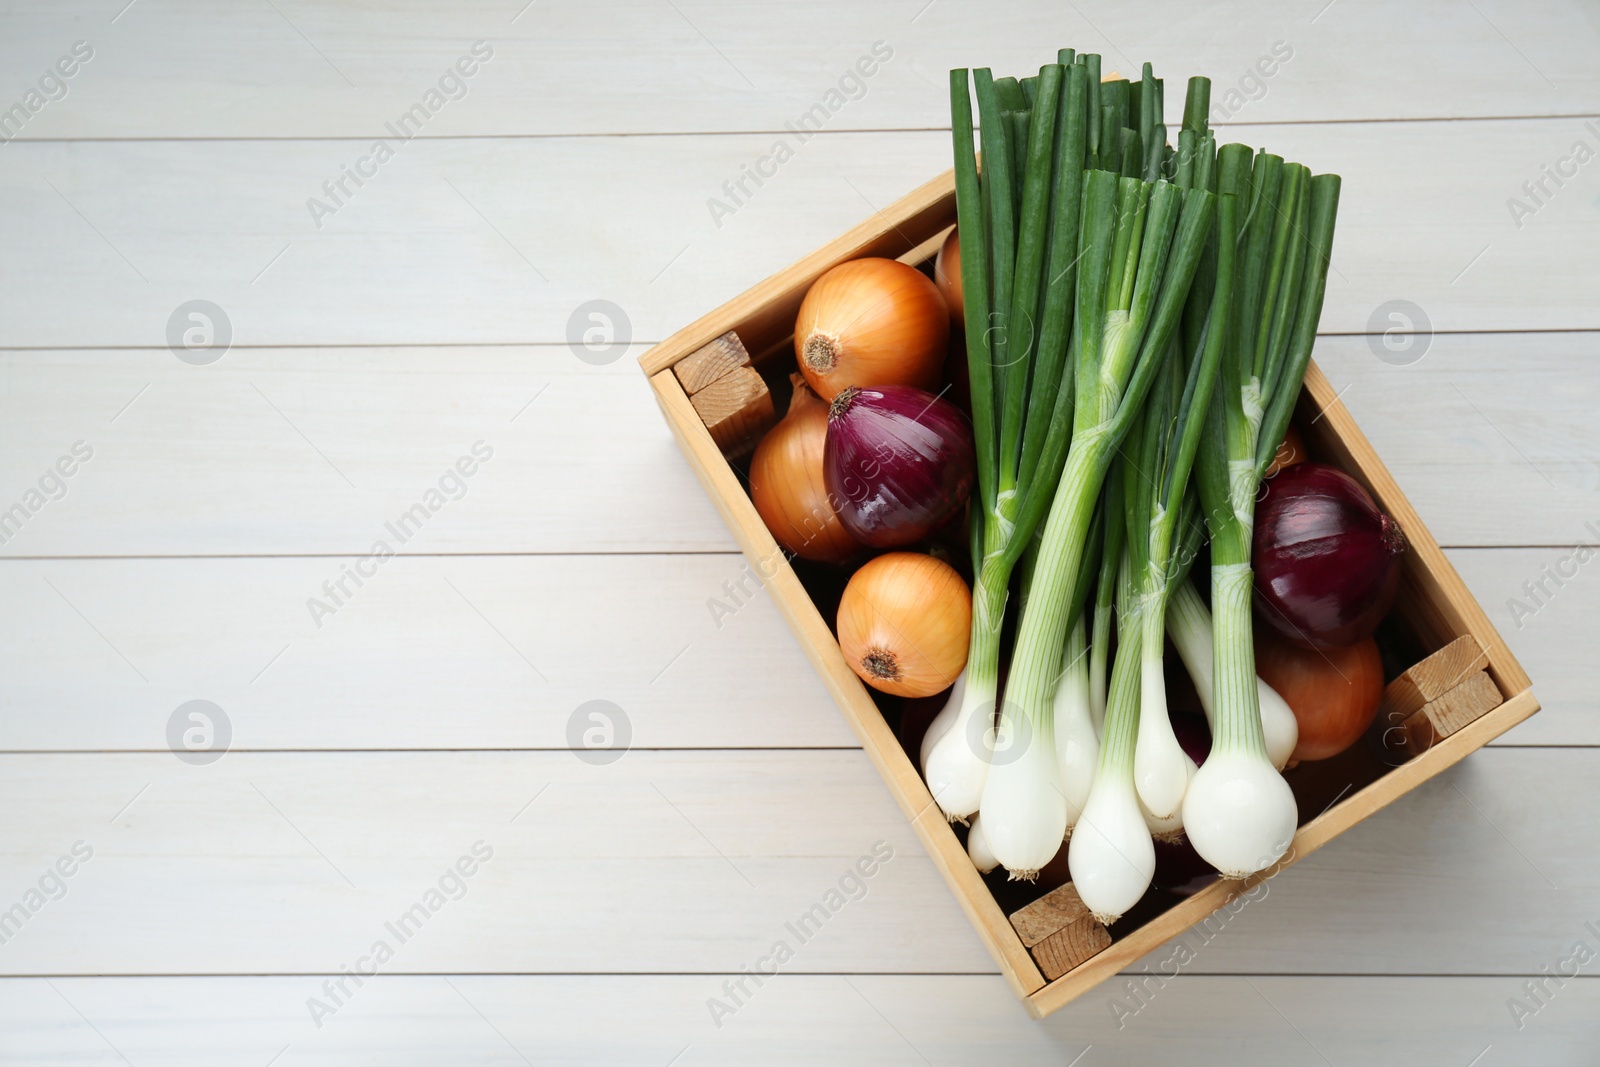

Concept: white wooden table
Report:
left=1, top=1, right=1597, bottom=1062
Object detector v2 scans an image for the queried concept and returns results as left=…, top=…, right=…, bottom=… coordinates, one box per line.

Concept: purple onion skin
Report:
left=1153, top=712, right=1219, bottom=895
left=824, top=385, right=975, bottom=549
left=1253, top=462, right=1407, bottom=651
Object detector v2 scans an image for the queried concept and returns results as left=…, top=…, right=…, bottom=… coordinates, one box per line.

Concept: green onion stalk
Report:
left=1123, top=349, right=1201, bottom=824
left=1049, top=495, right=1108, bottom=831
left=1182, top=142, right=1342, bottom=878
left=980, top=170, right=1216, bottom=879
left=1067, top=186, right=1237, bottom=920
left=1155, top=500, right=1299, bottom=769
left=923, top=59, right=1090, bottom=823
left=1051, top=611, right=1096, bottom=829
left=1068, top=537, right=1152, bottom=922
left=1085, top=475, right=1123, bottom=735
left=1154, top=479, right=1300, bottom=769
left=1126, top=99, right=1235, bottom=825
left=1165, top=576, right=1299, bottom=769
left=1154, top=111, right=1309, bottom=774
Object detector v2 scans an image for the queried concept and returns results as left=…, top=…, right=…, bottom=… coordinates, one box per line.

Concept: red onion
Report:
left=1253, top=462, right=1407, bottom=650
left=824, top=385, right=975, bottom=548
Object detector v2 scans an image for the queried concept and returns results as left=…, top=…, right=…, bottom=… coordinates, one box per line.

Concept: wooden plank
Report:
left=1374, top=636, right=1495, bottom=761
left=0, top=339, right=1596, bottom=556
left=6, top=975, right=1599, bottom=1066
left=1031, top=919, right=1113, bottom=982
left=0, top=549, right=1584, bottom=753
left=1009, top=883, right=1093, bottom=948
left=3, top=121, right=1599, bottom=351
left=0, top=549, right=1579, bottom=751
left=672, top=331, right=751, bottom=395
left=6, top=0, right=1598, bottom=139
left=0, top=750, right=990, bottom=977
left=1452, top=547, right=1599, bottom=745
left=0, top=348, right=750, bottom=558
left=0, top=747, right=1589, bottom=978
left=0, top=555, right=859, bottom=752
left=1380, top=635, right=1491, bottom=722
left=1398, top=671, right=1505, bottom=755
left=688, top=364, right=775, bottom=458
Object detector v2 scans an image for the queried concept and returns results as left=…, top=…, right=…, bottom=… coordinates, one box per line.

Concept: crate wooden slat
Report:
left=648, top=365, right=1046, bottom=998
left=687, top=364, right=775, bottom=459
left=673, top=331, right=753, bottom=395
left=1032, top=916, right=1114, bottom=982
left=1009, top=883, right=1094, bottom=949
left=640, top=167, right=1539, bottom=1018
left=1379, top=634, right=1491, bottom=721
left=1396, top=671, right=1503, bottom=755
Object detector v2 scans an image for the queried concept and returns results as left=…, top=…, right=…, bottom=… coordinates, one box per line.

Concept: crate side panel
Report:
left=648, top=370, right=1045, bottom=996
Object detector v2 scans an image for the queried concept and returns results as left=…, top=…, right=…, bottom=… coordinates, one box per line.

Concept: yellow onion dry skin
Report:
left=837, top=552, right=970, bottom=698
left=748, top=377, right=860, bottom=565
left=1254, top=627, right=1383, bottom=763
left=934, top=227, right=963, bottom=327
left=795, top=257, right=949, bottom=401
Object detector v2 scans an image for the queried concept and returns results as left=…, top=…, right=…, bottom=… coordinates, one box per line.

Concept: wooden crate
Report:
left=638, top=169, right=1539, bottom=1018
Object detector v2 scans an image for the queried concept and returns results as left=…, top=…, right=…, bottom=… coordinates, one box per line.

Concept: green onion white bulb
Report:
left=1052, top=615, right=1099, bottom=832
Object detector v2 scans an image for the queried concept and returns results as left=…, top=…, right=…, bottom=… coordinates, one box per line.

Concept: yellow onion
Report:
left=837, top=552, right=970, bottom=698
left=933, top=227, right=963, bottom=327
left=748, top=376, right=859, bottom=564
left=1263, top=424, right=1307, bottom=478
left=795, top=257, right=949, bottom=400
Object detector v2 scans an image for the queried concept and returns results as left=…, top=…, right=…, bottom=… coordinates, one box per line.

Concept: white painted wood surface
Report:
left=1, top=0, right=1597, bottom=1061
left=2, top=0, right=1595, bottom=137
left=0, top=550, right=1590, bottom=750
left=0, top=748, right=1590, bottom=976
left=3, top=975, right=1595, bottom=1067
left=0, top=336, right=1594, bottom=556
left=2, top=119, right=1597, bottom=350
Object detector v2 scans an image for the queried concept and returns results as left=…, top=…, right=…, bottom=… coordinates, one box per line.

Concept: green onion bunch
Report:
left=922, top=51, right=1341, bottom=920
